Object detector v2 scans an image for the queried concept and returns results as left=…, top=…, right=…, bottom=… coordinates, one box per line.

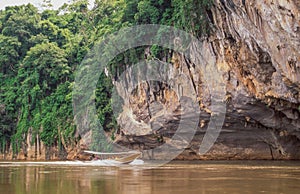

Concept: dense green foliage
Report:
left=0, top=0, right=212, bottom=155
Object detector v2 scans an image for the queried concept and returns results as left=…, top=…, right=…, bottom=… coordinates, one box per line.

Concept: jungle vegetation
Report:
left=0, top=0, right=212, bottom=155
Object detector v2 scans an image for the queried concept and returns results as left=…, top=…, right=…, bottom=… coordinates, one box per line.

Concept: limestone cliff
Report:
left=114, top=0, right=300, bottom=160
left=2, top=0, right=299, bottom=161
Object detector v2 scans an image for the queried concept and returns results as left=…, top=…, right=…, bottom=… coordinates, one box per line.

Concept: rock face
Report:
left=114, top=0, right=300, bottom=160
left=3, top=0, right=298, bottom=161
left=0, top=129, right=87, bottom=161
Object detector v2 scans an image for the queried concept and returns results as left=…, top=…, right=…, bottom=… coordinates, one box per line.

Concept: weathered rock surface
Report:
left=2, top=0, right=299, bottom=161
left=114, top=0, right=300, bottom=160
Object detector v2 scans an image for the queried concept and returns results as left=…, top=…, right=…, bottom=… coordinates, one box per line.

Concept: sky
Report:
left=0, top=0, right=94, bottom=10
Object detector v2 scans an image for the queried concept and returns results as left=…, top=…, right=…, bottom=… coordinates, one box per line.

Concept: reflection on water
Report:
left=0, top=161, right=299, bottom=194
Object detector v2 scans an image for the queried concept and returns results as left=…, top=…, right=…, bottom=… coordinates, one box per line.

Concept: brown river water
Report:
left=0, top=160, right=299, bottom=194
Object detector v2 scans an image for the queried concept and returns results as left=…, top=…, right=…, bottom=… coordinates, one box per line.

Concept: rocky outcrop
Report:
left=0, top=129, right=89, bottom=161
left=114, top=0, right=300, bottom=160
left=2, top=0, right=298, bottom=161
